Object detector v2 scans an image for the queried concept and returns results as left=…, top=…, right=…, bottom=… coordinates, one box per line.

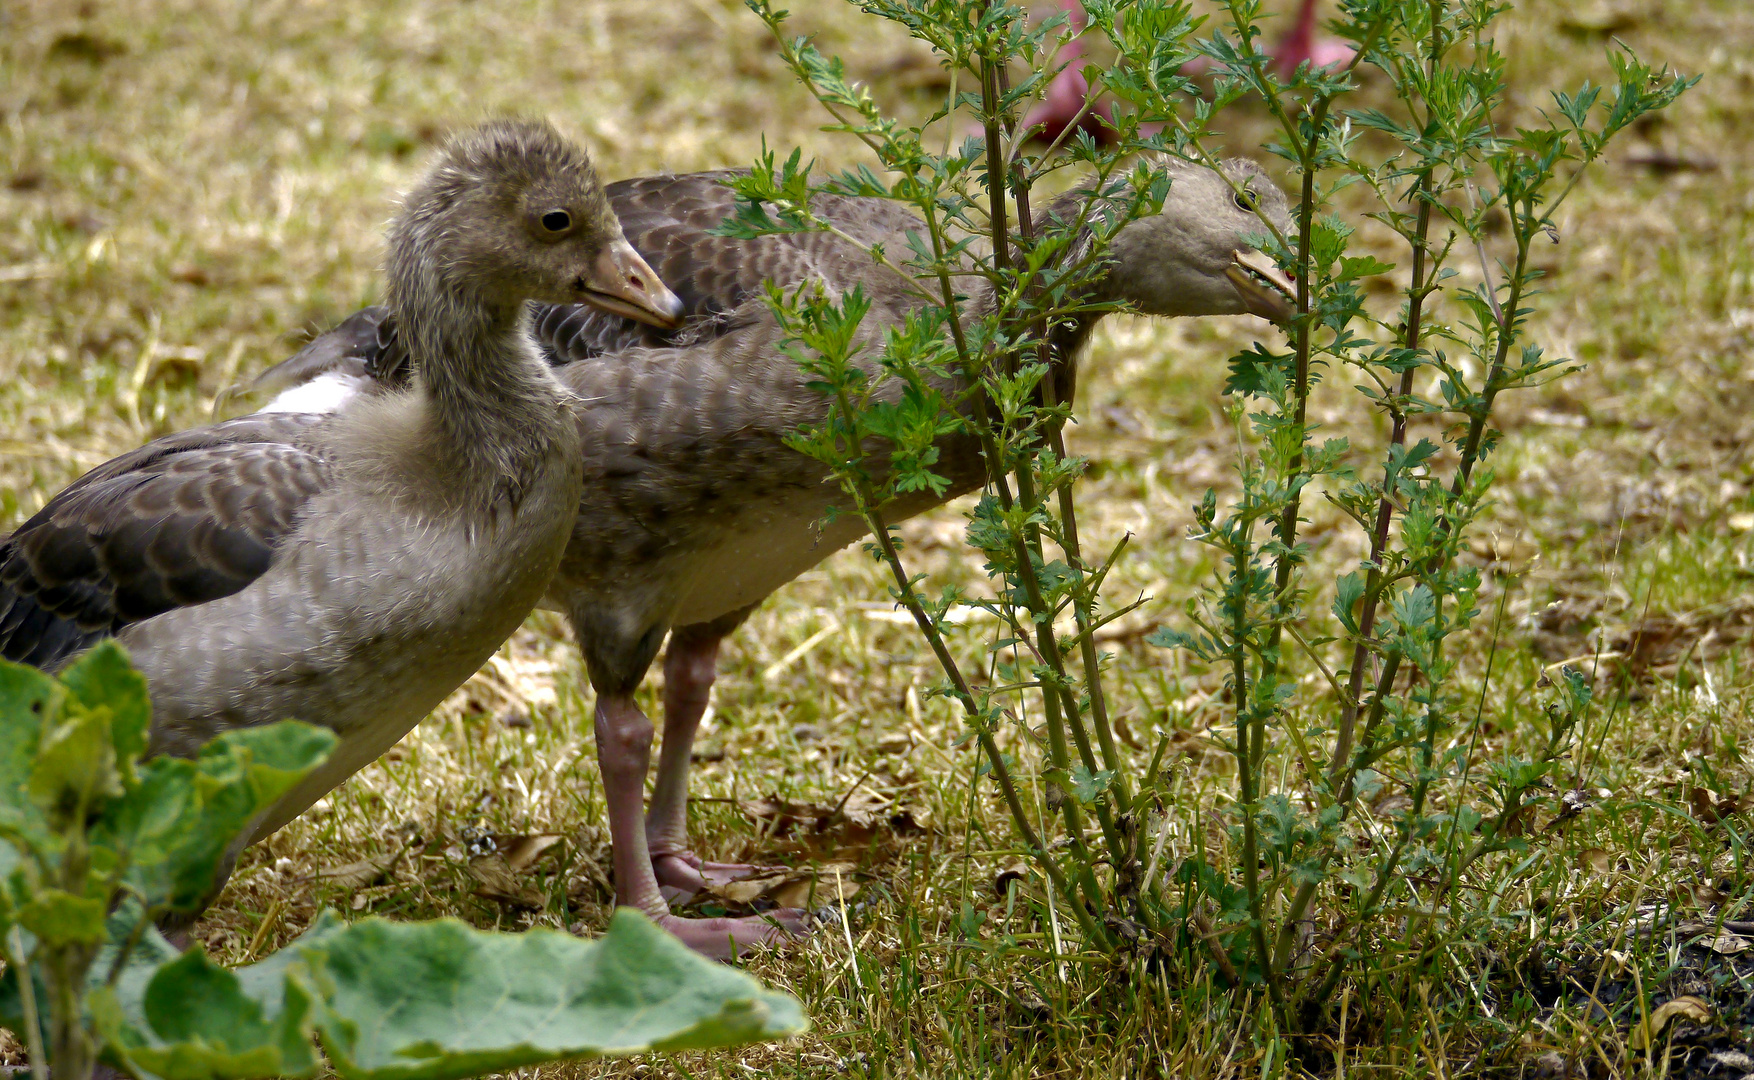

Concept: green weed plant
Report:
left=726, top=0, right=1693, bottom=1040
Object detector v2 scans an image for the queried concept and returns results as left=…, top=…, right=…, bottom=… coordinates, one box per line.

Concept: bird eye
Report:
left=540, top=209, right=572, bottom=233
left=1234, top=189, right=1258, bottom=212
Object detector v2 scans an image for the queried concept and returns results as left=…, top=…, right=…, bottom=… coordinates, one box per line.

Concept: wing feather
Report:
left=0, top=414, right=333, bottom=668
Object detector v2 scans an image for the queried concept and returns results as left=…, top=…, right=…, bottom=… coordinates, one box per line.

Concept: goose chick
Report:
left=257, top=157, right=1294, bottom=959
left=0, top=119, right=681, bottom=891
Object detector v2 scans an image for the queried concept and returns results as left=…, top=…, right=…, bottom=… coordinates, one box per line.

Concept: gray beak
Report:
left=1226, top=249, right=1298, bottom=325
left=578, top=239, right=685, bottom=328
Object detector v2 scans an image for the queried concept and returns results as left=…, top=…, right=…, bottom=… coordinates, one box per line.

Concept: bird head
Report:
left=1104, top=157, right=1297, bottom=324
left=388, top=119, right=683, bottom=329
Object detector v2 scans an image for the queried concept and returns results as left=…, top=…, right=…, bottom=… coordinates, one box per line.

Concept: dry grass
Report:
left=4, top=0, right=1754, bottom=1076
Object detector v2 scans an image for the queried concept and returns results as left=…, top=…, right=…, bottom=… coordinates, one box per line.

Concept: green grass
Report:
left=4, top=0, right=1754, bottom=1076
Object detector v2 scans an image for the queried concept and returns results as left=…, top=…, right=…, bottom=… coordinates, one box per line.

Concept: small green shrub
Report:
left=0, top=642, right=804, bottom=1080
left=730, top=0, right=1692, bottom=1040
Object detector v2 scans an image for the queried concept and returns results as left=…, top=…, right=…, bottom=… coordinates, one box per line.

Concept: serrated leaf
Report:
left=1065, top=766, right=1116, bottom=805
left=1337, top=255, right=1394, bottom=281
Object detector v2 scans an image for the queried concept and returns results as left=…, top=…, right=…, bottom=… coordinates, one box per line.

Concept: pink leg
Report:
left=648, top=630, right=787, bottom=898
left=1272, top=0, right=1355, bottom=77
left=594, top=691, right=806, bottom=960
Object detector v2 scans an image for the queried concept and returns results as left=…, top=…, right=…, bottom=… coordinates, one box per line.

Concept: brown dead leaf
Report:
left=1576, top=847, right=1612, bottom=874
left=738, top=790, right=931, bottom=850
left=994, top=859, right=1034, bottom=898
left=313, top=850, right=401, bottom=891
left=498, top=833, right=565, bottom=872
left=703, top=863, right=861, bottom=909
left=1699, top=931, right=1749, bottom=956
left=772, top=868, right=860, bottom=910
left=468, top=853, right=546, bottom=907
left=1689, top=789, right=1748, bottom=826
left=1558, top=3, right=1639, bottom=35
left=873, top=732, right=913, bottom=755
left=1627, top=996, right=1711, bottom=1051
left=1468, top=533, right=1539, bottom=567
left=1623, top=148, right=1719, bottom=175
left=1691, top=881, right=1728, bottom=909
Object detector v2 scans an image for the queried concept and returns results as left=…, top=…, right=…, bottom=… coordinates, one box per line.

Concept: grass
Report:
left=4, top=0, right=1754, bottom=1075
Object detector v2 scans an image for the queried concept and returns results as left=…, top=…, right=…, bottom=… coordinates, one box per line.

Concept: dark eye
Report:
left=540, top=209, right=572, bottom=233
left=1234, top=189, right=1258, bottom=212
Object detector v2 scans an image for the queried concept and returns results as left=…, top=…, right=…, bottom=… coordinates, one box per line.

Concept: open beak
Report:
left=1226, top=248, right=1298, bottom=325
left=578, top=239, right=685, bottom=329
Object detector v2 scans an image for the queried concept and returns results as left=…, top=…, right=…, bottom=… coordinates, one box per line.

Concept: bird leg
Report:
left=647, top=627, right=787, bottom=898
left=594, top=689, right=805, bottom=959
left=1272, top=0, right=1355, bottom=77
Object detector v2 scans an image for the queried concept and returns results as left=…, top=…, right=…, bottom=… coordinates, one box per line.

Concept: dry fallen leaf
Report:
left=994, top=859, right=1034, bottom=898
left=469, top=853, right=547, bottom=907
left=498, top=833, right=565, bottom=872
left=738, top=790, right=932, bottom=850
left=312, top=850, right=402, bottom=891
left=1627, top=995, right=1711, bottom=1051
left=1576, top=847, right=1612, bottom=874
left=1689, top=788, right=1748, bottom=826
left=1698, top=931, right=1749, bottom=956
left=703, top=863, right=861, bottom=909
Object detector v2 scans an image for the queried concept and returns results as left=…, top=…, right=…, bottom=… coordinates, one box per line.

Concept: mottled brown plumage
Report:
left=253, top=156, right=1295, bottom=958
left=0, top=120, right=685, bottom=897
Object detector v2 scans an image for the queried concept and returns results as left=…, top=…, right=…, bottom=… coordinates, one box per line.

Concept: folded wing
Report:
left=0, top=413, right=333, bottom=669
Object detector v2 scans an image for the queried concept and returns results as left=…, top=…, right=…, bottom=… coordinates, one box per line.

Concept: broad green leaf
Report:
left=59, top=641, right=151, bottom=775
left=91, top=722, right=335, bottom=911
left=17, top=888, right=106, bottom=946
left=304, top=909, right=806, bottom=1080
left=0, top=661, right=60, bottom=854
left=122, top=949, right=320, bottom=1080
left=101, top=909, right=803, bottom=1080
left=29, top=702, right=123, bottom=825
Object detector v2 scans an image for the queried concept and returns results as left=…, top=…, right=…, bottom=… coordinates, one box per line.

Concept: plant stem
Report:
left=5, top=927, right=49, bottom=1080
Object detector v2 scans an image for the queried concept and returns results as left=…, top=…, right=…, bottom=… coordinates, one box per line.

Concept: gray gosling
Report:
left=0, top=119, right=683, bottom=900
left=251, top=157, right=1296, bottom=958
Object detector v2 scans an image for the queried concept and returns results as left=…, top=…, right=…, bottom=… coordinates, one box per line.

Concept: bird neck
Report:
left=971, top=188, right=1111, bottom=388
left=390, top=275, right=571, bottom=487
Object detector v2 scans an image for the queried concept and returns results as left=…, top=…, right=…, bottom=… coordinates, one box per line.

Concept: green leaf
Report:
left=92, top=721, right=336, bottom=912
left=97, top=947, right=322, bottom=1080
left=0, top=660, right=61, bottom=854
left=58, top=641, right=151, bottom=774
left=1337, top=255, right=1394, bottom=281
left=17, top=889, right=106, bottom=946
left=102, top=909, right=804, bottom=1080
left=1065, top=766, right=1116, bottom=805
left=306, top=910, right=806, bottom=1079
left=29, top=702, right=123, bottom=825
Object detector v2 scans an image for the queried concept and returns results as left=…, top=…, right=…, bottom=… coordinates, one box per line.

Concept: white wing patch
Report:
left=259, top=371, right=365, bottom=415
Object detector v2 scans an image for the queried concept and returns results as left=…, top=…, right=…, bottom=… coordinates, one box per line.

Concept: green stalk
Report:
left=823, top=375, right=1108, bottom=947
left=5, top=926, right=49, bottom=1080
left=1284, top=4, right=1447, bottom=981
left=1014, top=183, right=1133, bottom=816
left=1226, top=518, right=1286, bottom=1016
